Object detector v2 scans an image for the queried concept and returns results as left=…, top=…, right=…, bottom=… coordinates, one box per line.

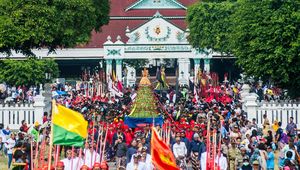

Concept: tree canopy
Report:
left=187, top=0, right=300, bottom=97
left=0, top=0, right=110, bottom=56
left=187, top=1, right=234, bottom=54
left=0, top=58, right=59, bottom=86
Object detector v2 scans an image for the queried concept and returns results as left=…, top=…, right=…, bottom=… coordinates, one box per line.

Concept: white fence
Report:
left=242, top=90, right=300, bottom=129
left=0, top=95, right=45, bottom=130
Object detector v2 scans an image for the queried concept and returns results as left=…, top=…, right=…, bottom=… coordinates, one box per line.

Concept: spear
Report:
left=30, top=140, right=34, bottom=170
left=94, top=124, right=103, bottom=163
left=83, top=138, right=88, bottom=166
left=34, top=139, right=39, bottom=168
left=71, top=146, right=74, bottom=170
left=76, top=148, right=82, bottom=170
left=100, top=124, right=109, bottom=163
left=54, top=145, right=60, bottom=167
left=39, top=129, right=47, bottom=167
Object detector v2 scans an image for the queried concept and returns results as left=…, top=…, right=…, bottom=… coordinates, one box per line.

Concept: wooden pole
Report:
left=94, top=124, right=103, bottom=163
left=30, top=140, right=34, bottom=170
left=34, top=140, right=39, bottom=168
left=54, top=145, right=60, bottom=167
left=90, top=112, right=96, bottom=167
left=40, top=129, right=47, bottom=167
left=71, top=146, right=74, bottom=170
left=76, top=148, right=82, bottom=170
left=100, top=124, right=108, bottom=163
left=83, top=138, right=88, bottom=166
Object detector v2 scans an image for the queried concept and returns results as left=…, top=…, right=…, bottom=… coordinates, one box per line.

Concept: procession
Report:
left=0, top=66, right=299, bottom=170
left=0, top=0, right=300, bottom=170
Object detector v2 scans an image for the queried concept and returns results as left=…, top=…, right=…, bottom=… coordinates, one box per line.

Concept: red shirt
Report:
left=124, top=131, right=133, bottom=146
left=107, top=130, right=115, bottom=144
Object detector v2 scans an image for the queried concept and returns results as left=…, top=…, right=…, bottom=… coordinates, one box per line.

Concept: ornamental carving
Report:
left=176, top=31, right=185, bottom=42
left=145, top=26, right=171, bottom=42
left=107, top=49, right=121, bottom=56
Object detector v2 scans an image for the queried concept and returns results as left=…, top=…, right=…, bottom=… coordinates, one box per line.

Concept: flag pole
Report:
left=48, top=100, right=55, bottom=170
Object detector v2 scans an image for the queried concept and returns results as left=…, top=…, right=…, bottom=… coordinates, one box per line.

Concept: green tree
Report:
left=0, top=58, right=59, bottom=86
left=0, top=0, right=110, bottom=56
left=231, top=0, right=300, bottom=97
left=187, top=0, right=300, bottom=97
left=187, top=1, right=235, bottom=54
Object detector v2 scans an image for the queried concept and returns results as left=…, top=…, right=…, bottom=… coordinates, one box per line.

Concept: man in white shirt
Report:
left=126, top=154, right=147, bottom=170
left=173, top=136, right=187, bottom=159
left=83, top=145, right=100, bottom=169
left=173, top=136, right=187, bottom=168
left=200, top=151, right=207, bottom=170
left=215, top=152, right=228, bottom=170
left=61, top=149, right=83, bottom=170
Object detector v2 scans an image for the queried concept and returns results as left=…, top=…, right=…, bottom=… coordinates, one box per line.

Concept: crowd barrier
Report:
left=0, top=95, right=45, bottom=130
left=243, top=94, right=300, bottom=129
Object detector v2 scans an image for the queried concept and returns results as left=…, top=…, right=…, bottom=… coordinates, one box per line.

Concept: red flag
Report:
left=117, top=80, right=123, bottom=92
left=151, top=127, right=179, bottom=170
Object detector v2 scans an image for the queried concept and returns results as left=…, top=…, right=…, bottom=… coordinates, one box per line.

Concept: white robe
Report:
left=83, top=149, right=101, bottom=168
left=61, top=157, right=83, bottom=170
left=200, top=152, right=207, bottom=170
left=215, top=154, right=228, bottom=170
left=126, top=162, right=147, bottom=170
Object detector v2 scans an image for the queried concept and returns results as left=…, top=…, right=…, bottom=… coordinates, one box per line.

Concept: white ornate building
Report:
left=1, top=0, right=234, bottom=85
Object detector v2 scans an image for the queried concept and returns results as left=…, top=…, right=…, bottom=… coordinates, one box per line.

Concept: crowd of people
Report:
left=0, top=72, right=299, bottom=170
left=0, top=84, right=40, bottom=103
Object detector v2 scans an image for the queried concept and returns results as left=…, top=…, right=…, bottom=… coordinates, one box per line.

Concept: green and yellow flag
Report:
left=52, top=101, right=88, bottom=147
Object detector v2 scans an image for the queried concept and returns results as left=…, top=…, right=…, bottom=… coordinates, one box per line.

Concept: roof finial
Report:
left=126, top=26, right=130, bottom=33
left=153, top=11, right=162, bottom=18
left=107, top=36, right=111, bottom=41
left=117, top=35, right=121, bottom=41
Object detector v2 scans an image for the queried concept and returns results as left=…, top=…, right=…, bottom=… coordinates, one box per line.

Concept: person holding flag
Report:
left=49, top=100, right=88, bottom=170
left=151, top=127, right=179, bottom=170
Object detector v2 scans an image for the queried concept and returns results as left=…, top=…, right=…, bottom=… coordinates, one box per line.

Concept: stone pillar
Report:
left=33, top=95, right=45, bottom=124
left=244, top=95, right=258, bottom=123
left=194, top=59, right=200, bottom=78
left=116, top=59, right=123, bottom=81
left=204, top=58, right=211, bottom=73
left=178, top=58, right=190, bottom=85
left=240, top=84, right=251, bottom=102
left=106, top=59, right=113, bottom=80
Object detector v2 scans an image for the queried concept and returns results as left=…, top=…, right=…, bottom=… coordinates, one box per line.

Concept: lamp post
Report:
left=43, top=72, right=51, bottom=95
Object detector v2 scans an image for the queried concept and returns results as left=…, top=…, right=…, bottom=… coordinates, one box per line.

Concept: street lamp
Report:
left=45, top=72, right=51, bottom=81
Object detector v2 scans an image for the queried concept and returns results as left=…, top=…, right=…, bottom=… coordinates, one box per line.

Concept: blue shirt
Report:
left=266, top=151, right=275, bottom=168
